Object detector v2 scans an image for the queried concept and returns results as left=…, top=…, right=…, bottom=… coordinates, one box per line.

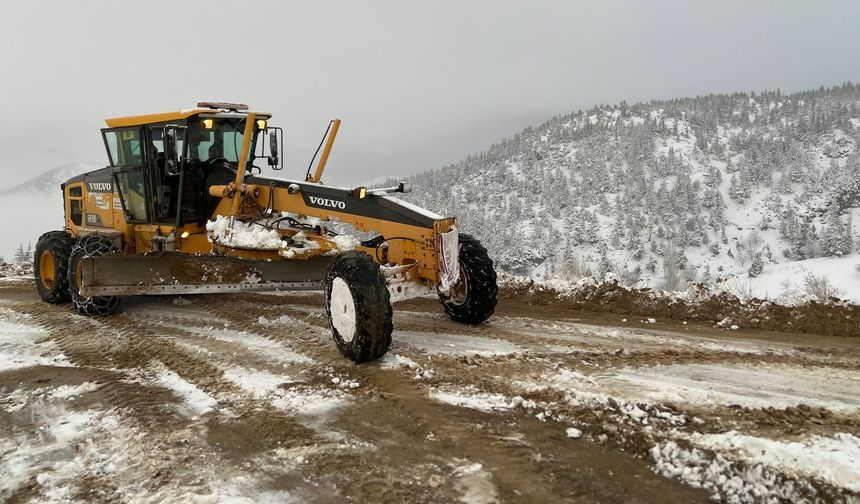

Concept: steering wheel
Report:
left=205, top=157, right=237, bottom=175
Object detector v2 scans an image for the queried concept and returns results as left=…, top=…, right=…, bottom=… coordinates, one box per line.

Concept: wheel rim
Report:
left=446, top=261, right=469, bottom=306
left=39, top=250, right=55, bottom=288
left=330, top=277, right=357, bottom=343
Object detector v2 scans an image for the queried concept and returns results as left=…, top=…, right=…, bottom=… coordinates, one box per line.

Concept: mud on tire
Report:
left=324, top=251, right=392, bottom=362
left=34, top=230, right=75, bottom=304
left=438, top=234, right=498, bottom=324
left=68, top=234, right=121, bottom=316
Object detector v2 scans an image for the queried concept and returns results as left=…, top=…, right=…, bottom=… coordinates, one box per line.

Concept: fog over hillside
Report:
left=396, top=82, right=860, bottom=298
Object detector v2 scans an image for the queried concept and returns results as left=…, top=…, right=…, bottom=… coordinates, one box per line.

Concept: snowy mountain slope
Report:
left=397, top=83, right=860, bottom=296
left=0, top=164, right=98, bottom=261
left=0, top=163, right=98, bottom=197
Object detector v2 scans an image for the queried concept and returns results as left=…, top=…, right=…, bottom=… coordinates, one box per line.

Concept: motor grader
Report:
left=33, top=102, right=497, bottom=362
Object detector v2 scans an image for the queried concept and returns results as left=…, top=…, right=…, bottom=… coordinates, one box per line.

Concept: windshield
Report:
left=185, top=117, right=259, bottom=163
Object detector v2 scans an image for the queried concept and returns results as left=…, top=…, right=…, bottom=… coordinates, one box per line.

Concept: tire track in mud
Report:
left=393, top=305, right=860, bottom=374
left=165, top=290, right=860, bottom=441
left=166, top=293, right=712, bottom=501
left=7, top=290, right=324, bottom=453
left=306, top=357, right=710, bottom=502
left=2, top=286, right=343, bottom=501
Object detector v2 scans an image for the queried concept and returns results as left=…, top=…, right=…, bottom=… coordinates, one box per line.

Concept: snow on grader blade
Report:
left=34, top=103, right=498, bottom=362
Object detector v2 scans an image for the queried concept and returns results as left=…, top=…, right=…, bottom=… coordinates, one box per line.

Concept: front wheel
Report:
left=324, top=251, right=392, bottom=362
left=68, top=234, right=121, bottom=316
left=34, top=231, right=75, bottom=304
left=438, top=234, right=497, bottom=324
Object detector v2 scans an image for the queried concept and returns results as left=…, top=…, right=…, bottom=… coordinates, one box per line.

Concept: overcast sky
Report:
left=1, top=0, right=859, bottom=187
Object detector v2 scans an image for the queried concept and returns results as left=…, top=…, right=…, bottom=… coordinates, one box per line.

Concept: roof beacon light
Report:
left=197, top=101, right=249, bottom=111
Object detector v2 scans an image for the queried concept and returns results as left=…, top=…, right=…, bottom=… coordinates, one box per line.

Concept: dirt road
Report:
left=1, top=277, right=859, bottom=503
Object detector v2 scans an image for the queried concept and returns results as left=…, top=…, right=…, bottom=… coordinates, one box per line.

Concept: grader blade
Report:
left=78, top=254, right=329, bottom=296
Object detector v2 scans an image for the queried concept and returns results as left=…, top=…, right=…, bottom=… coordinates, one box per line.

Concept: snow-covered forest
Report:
left=395, top=83, right=860, bottom=292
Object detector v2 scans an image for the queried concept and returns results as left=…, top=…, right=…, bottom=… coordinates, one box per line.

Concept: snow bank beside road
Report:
left=498, top=273, right=860, bottom=338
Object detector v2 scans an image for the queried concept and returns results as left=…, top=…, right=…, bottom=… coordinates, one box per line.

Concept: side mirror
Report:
left=163, top=126, right=182, bottom=176
left=269, top=132, right=279, bottom=167
left=267, top=127, right=283, bottom=170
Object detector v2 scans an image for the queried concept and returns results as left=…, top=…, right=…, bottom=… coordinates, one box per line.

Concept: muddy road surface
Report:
left=1, top=277, right=859, bottom=503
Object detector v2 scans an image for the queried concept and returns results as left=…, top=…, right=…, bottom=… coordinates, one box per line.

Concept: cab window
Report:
left=186, top=118, right=257, bottom=162
left=116, top=171, right=148, bottom=222
left=104, top=126, right=148, bottom=222
left=103, top=128, right=143, bottom=166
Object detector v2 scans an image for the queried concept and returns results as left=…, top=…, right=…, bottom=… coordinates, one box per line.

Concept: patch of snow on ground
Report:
left=566, top=427, right=582, bottom=439
left=0, top=309, right=70, bottom=371
left=269, top=386, right=347, bottom=418
left=651, top=440, right=816, bottom=502
left=2, top=382, right=100, bottom=413
left=159, top=321, right=313, bottom=365
left=393, top=330, right=523, bottom=357
left=491, top=315, right=776, bottom=355
left=430, top=386, right=515, bottom=413
left=203, top=478, right=301, bottom=504
left=257, top=313, right=320, bottom=330
left=452, top=460, right=500, bottom=504
left=685, top=431, right=860, bottom=493
left=604, top=363, right=860, bottom=412
left=221, top=365, right=347, bottom=419
left=147, top=363, right=218, bottom=417
left=222, top=365, right=296, bottom=392
left=0, top=404, right=128, bottom=502
left=379, top=353, right=419, bottom=370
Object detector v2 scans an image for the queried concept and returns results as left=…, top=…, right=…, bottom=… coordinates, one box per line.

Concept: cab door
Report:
left=102, top=126, right=150, bottom=251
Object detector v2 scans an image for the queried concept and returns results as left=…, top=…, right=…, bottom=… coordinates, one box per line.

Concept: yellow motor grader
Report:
left=34, top=102, right=497, bottom=362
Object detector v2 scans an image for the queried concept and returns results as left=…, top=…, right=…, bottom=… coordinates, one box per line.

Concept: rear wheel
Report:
left=68, top=235, right=121, bottom=316
left=324, top=251, right=392, bottom=362
left=34, top=231, right=75, bottom=304
left=438, top=234, right=498, bottom=324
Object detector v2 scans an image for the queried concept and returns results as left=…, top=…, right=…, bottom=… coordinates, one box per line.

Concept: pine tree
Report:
left=13, top=244, right=26, bottom=265
left=610, top=211, right=625, bottom=248
left=749, top=252, right=764, bottom=278
left=627, top=226, right=644, bottom=259
left=821, top=199, right=848, bottom=256
left=701, top=264, right=713, bottom=286
left=729, top=174, right=741, bottom=201
left=596, top=242, right=611, bottom=281
left=777, top=172, right=792, bottom=194
left=662, top=238, right=681, bottom=291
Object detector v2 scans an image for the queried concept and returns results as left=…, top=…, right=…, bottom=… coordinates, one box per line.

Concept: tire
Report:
left=68, top=234, right=121, bottom=316
left=324, top=251, right=392, bottom=362
left=34, top=231, right=75, bottom=304
left=438, top=234, right=498, bottom=324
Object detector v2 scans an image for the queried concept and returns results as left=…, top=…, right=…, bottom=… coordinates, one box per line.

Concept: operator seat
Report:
left=199, top=145, right=235, bottom=224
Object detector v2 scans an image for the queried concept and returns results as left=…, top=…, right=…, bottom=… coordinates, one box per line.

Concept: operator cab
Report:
left=101, top=102, right=279, bottom=227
